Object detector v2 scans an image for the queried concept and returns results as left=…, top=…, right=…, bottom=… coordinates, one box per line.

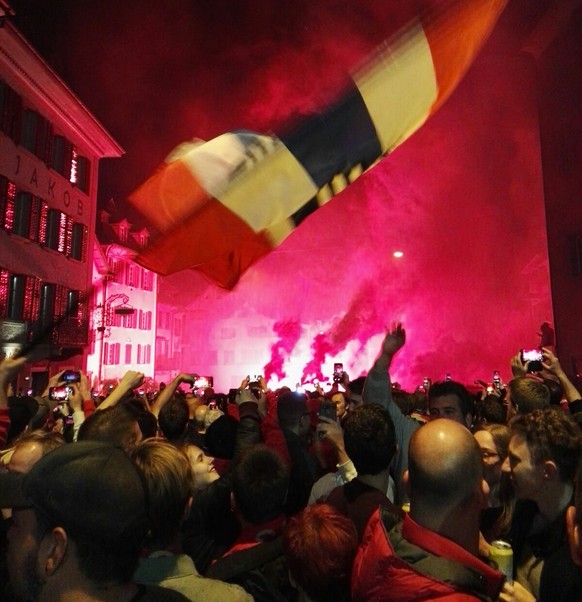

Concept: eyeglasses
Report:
left=481, top=451, right=500, bottom=460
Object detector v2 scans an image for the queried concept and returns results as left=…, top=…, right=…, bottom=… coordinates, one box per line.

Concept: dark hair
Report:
left=476, top=395, right=507, bottom=425
left=77, top=405, right=141, bottom=452
left=158, top=397, right=189, bottom=442
left=510, top=408, right=582, bottom=482
left=232, top=445, right=289, bottom=524
left=542, top=378, right=564, bottom=406
left=343, top=405, right=396, bottom=476
left=283, top=504, right=358, bottom=602
left=428, top=380, right=474, bottom=419
left=205, top=414, right=238, bottom=459
left=348, top=377, right=366, bottom=396
left=508, top=377, right=550, bottom=415
left=277, top=391, right=308, bottom=430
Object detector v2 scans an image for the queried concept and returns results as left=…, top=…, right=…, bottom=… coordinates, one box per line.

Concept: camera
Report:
left=333, top=362, right=343, bottom=384
left=61, top=370, right=81, bottom=383
left=520, top=349, right=543, bottom=372
left=49, top=386, right=73, bottom=402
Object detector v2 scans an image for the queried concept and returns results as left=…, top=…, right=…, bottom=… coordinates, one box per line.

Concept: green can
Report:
left=489, top=540, right=513, bottom=584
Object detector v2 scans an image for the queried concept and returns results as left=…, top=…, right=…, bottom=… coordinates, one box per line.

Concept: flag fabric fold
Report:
left=128, top=0, right=507, bottom=289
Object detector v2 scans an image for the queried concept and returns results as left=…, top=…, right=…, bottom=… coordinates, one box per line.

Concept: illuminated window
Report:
left=108, top=258, right=124, bottom=283
left=142, top=269, right=153, bottom=291
left=23, top=276, right=40, bottom=321
left=39, top=283, right=56, bottom=328
left=0, top=177, right=16, bottom=232
left=126, top=264, right=140, bottom=288
left=137, top=344, right=142, bottom=364
left=0, top=269, right=9, bottom=318
left=45, top=209, right=62, bottom=251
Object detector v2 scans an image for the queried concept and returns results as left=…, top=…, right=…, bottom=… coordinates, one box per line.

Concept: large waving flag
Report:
left=128, top=0, right=507, bottom=289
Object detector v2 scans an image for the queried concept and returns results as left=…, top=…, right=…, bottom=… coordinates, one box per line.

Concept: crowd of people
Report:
left=1, top=322, right=582, bottom=601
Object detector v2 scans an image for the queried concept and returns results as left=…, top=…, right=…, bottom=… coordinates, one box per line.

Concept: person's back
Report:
left=352, top=420, right=505, bottom=602
left=207, top=444, right=295, bottom=601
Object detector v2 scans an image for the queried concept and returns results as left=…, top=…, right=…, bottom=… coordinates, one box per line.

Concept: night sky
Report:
left=7, top=0, right=573, bottom=389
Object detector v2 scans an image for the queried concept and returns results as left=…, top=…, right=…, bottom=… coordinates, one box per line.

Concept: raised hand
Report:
left=381, top=322, right=406, bottom=358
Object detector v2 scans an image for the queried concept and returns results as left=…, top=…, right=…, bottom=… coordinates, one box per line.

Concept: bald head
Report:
left=408, top=419, right=483, bottom=513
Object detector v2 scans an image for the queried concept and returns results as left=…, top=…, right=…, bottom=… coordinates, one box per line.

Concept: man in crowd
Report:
left=0, top=441, right=189, bottom=601
left=351, top=419, right=506, bottom=601
left=502, top=407, right=582, bottom=602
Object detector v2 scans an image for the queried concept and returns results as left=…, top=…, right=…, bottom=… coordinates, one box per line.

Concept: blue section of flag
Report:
left=280, top=83, right=382, bottom=189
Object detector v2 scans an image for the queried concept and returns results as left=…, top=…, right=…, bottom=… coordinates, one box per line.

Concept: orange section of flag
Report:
left=128, top=159, right=210, bottom=233
left=425, top=0, right=507, bottom=114
left=134, top=198, right=272, bottom=289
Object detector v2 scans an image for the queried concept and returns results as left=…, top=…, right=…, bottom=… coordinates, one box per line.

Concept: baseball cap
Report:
left=0, top=441, right=149, bottom=548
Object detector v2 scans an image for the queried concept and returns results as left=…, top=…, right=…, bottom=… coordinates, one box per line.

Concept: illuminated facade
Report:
left=0, top=19, right=122, bottom=393
left=85, top=205, right=157, bottom=389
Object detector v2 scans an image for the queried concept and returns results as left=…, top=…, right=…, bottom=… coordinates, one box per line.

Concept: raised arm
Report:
left=97, top=370, right=145, bottom=411
left=542, top=348, right=582, bottom=404
left=149, top=372, right=198, bottom=418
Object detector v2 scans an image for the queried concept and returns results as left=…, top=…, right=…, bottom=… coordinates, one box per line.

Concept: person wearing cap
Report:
left=0, top=441, right=189, bottom=601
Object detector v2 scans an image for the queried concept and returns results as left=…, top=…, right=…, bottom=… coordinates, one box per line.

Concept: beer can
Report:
left=489, top=540, right=513, bottom=584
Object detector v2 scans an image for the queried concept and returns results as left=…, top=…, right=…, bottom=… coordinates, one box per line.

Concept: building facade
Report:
left=0, top=18, right=122, bottom=393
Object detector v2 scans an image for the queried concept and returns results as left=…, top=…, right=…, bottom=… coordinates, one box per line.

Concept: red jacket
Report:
left=352, top=509, right=504, bottom=602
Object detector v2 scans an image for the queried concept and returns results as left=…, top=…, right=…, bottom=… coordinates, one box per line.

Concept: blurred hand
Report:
left=0, top=355, right=28, bottom=393
left=236, top=387, right=257, bottom=405
left=119, top=370, right=145, bottom=391
left=541, top=347, right=563, bottom=377
left=177, top=372, right=199, bottom=386
left=497, top=580, right=536, bottom=602
left=382, top=322, right=406, bottom=357
left=67, top=383, right=83, bottom=413
left=316, top=416, right=345, bottom=449
left=510, top=353, right=527, bottom=377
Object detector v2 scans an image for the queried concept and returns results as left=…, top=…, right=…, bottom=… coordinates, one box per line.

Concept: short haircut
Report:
left=510, top=408, right=581, bottom=482
left=129, top=440, right=192, bottom=548
left=277, top=391, right=308, bottom=430
left=508, top=377, right=550, bottom=415
left=283, top=504, right=358, bottom=602
left=428, top=381, right=474, bottom=419
left=232, top=444, right=289, bottom=524
left=158, top=397, right=189, bottom=442
left=542, top=378, right=564, bottom=406
left=77, top=404, right=141, bottom=452
left=343, top=404, right=396, bottom=475
left=476, top=396, right=507, bottom=425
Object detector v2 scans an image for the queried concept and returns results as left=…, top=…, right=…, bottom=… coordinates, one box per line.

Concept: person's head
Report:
left=158, top=397, right=189, bottom=442
left=474, top=424, right=510, bottom=489
left=343, top=404, right=396, bottom=477
left=542, top=377, right=564, bottom=406
left=502, top=408, right=581, bottom=502
left=182, top=444, right=220, bottom=491
left=129, top=440, right=192, bottom=549
left=506, top=376, right=550, bottom=419
left=8, top=430, right=65, bottom=475
left=406, top=419, right=487, bottom=521
left=476, top=395, right=507, bottom=426
left=194, top=403, right=209, bottom=429
left=205, top=414, right=237, bottom=459
left=0, top=442, right=149, bottom=601
left=329, top=391, right=349, bottom=420
left=348, top=376, right=366, bottom=408
left=277, top=391, right=311, bottom=437
left=283, top=504, right=358, bottom=602
left=77, top=404, right=142, bottom=452
left=567, top=461, right=582, bottom=566
left=428, top=381, right=474, bottom=429
left=232, top=444, right=289, bottom=525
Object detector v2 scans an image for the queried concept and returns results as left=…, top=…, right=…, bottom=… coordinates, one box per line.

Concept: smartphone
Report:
left=520, top=349, right=543, bottom=372
left=194, top=376, right=214, bottom=389
left=49, top=386, right=73, bottom=402
left=333, top=362, right=343, bottom=383
left=319, top=400, right=337, bottom=421
left=61, top=370, right=81, bottom=383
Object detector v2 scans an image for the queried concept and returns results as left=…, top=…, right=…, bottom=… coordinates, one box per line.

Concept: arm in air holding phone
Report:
left=97, top=370, right=145, bottom=411
left=150, top=372, right=198, bottom=418
left=542, top=348, right=582, bottom=406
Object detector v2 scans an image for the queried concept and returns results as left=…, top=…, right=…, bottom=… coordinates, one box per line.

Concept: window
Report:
left=125, top=344, right=132, bottom=365
left=137, top=344, right=142, bottom=364
left=126, top=264, right=139, bottom=288
left=108, top=258, right=124, bottom=284
left=21, top=110, right=52, bottom=162
left=142, top=269, right=153, bottom=291
left=0, top=269, right=9, bottom=318
left=7, top=274, right=26, bottom=320
left=39, top=283, right=56, bottom=329
left=107, top=343, right=120, bottom=365
left=51, top=135, right=73, bottom=178
left=0, top=177, right=16, bottom=232
left=0, top=81, right=23, bottom=142
left=45, top=209, right=63, bottom=251
left=70, top=223, right=87, bottom=261
left=75, top=155, right=90, bottom=194
left=13, top=192, right=32, bottom=238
